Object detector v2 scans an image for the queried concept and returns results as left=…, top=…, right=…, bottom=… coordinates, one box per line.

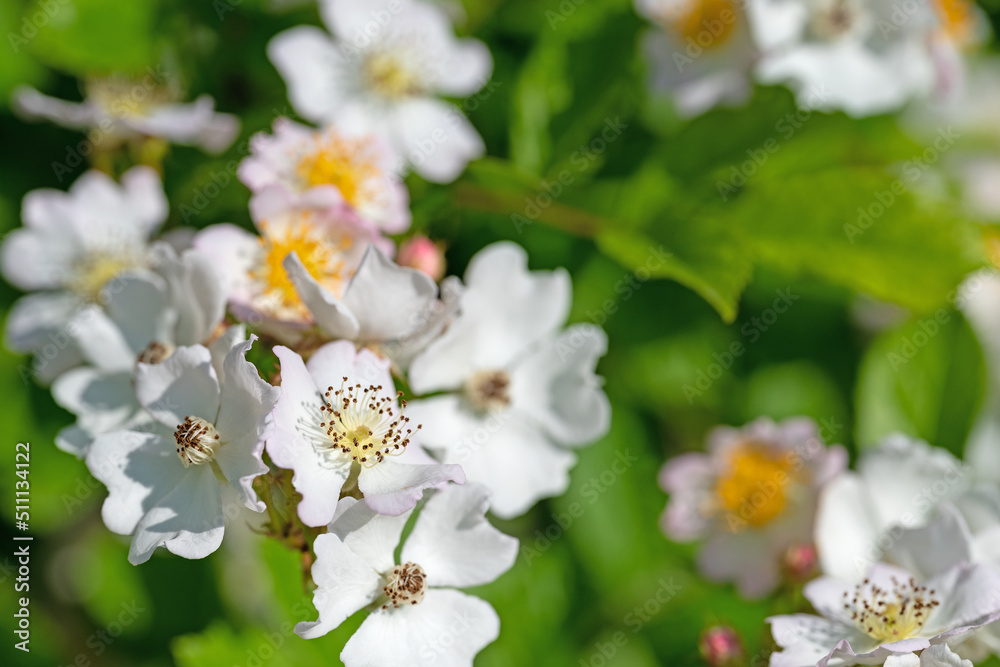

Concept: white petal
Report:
left=919, top=644, right=973, bottom=667
left=151, top=243, right=226, bottom=346
left=283, top=252, right=361, bottom=339
left=926, top=562, right=1000, bottom=633
left=433, top=39, right=492, bottom=97
left=888, top=503, right=973, bottom=580
left=510, top=324, right=610, bottom=446
left=0, top=226, right=77, bottom=290
left=102, top=271, right=175, bottom=355
left=340, top=589, right=499, bottom=667
left=390, top=97, right=484, bottom=183
left=342, top=245, right=438, bottom=343
left=13, top=85, right=99, bottom=129
left=265, top=346, right=351, bottom=526
left=4, top=292, right=82, bottom=352
left=213, top=336, right=279, bottom=511
left=403, top=483, right=517, bottom=587
left=268, top=26, right=353, bottom=123
left=132, top=97, right=239, bottom=153
left=120, top=166, right=169, bottom=233
left=209, top=324, right=247, bottom=384
left=294, top=533, right=383, bottom=639
left=815, top=473, right=887, bottom=582
left=86, top=426, right=186, bottom=537
left=405, top=394, right=489, bottom=448
left=51, top=368, right=143, bottom=448
left=440, top=418, right=575, bottom=519
left=135, top=344, right=221, bottom=428
left=885, top=655, right=922, bottom=667
left=358, top=458, right=465, bottom=516
left=69, top=305, right=139, bottom=372
left=192, top=224, right=261, bottom=304
left=328, top=496, right=411, bottom=574
left=129, top=464, right=225, bottom=564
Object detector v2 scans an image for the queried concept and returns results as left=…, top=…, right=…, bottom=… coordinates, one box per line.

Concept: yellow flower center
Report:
left=934, top=0, right=977, bottom=45
left=363, top=52, right=424, bottom=99
left=318, top=380, right=419, bottom=468
left=844, top=576, right=939, bottom=643
left=252, top=216, right=352, bottom=317
left=658, top=0, right=738, bottom=49
left=714, top=442, right=795, bottom=528
left=295, top=133, right=381, bottom=207
left=70, top=250, right=145, bottom=302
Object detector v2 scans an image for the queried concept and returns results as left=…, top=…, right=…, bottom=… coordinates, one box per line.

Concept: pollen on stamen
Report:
left=317, top=377, right=420, bottom=468
left=174, top=416, right=222, bottom=467
left=845, top=574, right=940, bottom=643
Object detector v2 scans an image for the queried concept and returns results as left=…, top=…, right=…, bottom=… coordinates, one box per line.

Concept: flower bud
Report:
left=784, top=542, right=819, bottom=581
left=397, top=236, right=445, bottom=282
left=699, top=625, right=743, bottom=666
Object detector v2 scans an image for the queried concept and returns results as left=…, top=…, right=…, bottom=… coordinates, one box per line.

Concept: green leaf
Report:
left=854, top=311, right=986, bottom=456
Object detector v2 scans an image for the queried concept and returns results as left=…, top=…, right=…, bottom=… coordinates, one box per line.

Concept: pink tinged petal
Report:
left=86, top=426, right=186, bottom=536
left=390, top=97, right=484, bottom=183
left=128, top=464, right=225, bottom=564
left=135, top=344, right=221, bottom=428
left=358, top=459, right=465, bottom=516
left=294, top=533, right=383, bottom=639
left=248, top=184, right=301, bottom=222
left=510, top=323, right=610, bottom=446
left=699, top=531, right=780, bottom=599
left=192, top=224, right=260, bottom=303
left=283, top=252, right=361, bottom=339
left=887, top=503, right=973, bottom=580
left=266, top=346, right=351, bottom=527
left=340, top=589, right=500, bottom=667
left=402, top=483, right=517, bottom=588
left=328, top=497, right=411, bottom=573
left=442, top=418, right=575, bottom=520
left=213, top=336, right=280, bottom=511
left=120, top=166, right=169, bottom=233
left=341, top=245, right=438, bottom=343
left=268, top=26, right=352, bottom=124
left=815, top=473, right=883, bottom=583
left=657, top=451, right=715, bottom=541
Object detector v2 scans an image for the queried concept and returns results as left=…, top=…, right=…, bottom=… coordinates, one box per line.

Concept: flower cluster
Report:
left=660, top=421, right=1000, bottom=665
left=635, top=0, right=990, bottom=117
left=3, top=1, right=612, bottom=664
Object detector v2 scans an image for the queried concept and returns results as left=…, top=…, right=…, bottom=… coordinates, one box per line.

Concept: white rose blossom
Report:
left=405, top=241, right=611, bottom=518
left=1, top=166, right=167, bottom=383
left=660, top=417, right=847, bottom=598
left=296, top=483, right=517, bottom=667
left=86, top=335, right=279, bottom=564
left=14, top=73, right=239, bottom=154
left=50, top=243, right=227, bottom=456
left=265, top=340, right=465, bottom=522
left=238, top=117, right=411, bottom=234
left=268, top=0, right=492, bottom=183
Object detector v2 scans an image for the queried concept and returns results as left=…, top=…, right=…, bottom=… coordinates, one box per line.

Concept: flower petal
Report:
left=283, top=252, right=361, bottom=339
left=328, top=496, right=411, bottom=574
left=389, top=97, right=484, bottom=183
left=135, top=344, right=221, bottom=428
left=268, top=26, right=351, bottom=123
left=358, top=458, right=465, bottom=516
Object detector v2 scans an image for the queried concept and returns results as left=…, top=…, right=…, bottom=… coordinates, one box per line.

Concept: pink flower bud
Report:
left=397, top=236, right=445, bottom=282
left=699, top=626, right=743, bottom=666
left=784, top=543, right=819, bottom=581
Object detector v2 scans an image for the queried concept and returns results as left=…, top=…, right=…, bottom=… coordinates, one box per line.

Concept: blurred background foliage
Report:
left=0, top=0, right=998, bottom=665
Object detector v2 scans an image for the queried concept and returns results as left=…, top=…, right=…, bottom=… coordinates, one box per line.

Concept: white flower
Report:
left=961, top=270, right=1000, bottom=486
left=85, top=336, right=279, bottom=564
left=267, top=0, right=492, bottom=183
left=635, top=0, right=758, bottom=117
left=750, top=0, right=988, bottom=116
left=767, top=561, right=1000, bottom=666
left=265, top=340, right=464, bottom=523
left=49, top=244, right=227, bottom=456
left=282, top=242, right=454, bottom=366
left=14, top=73, right=239, bottom=153
left=405, top=242, right=611, bottom=518
left=660, top=417, right=847, bottom=598
left=815, top=435, right=973, bottom=583
left=295, top=483, right=517, bottom=667
left=192, top=209, right=388, bottom=335
left=239, top=117, right=411, bottom=234
left=1, top=167, right=167, bottom=383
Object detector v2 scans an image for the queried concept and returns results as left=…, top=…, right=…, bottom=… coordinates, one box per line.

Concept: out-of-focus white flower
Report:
left=750, top=0, right=988, bottom=116
left=86, top=336, right=279, bottom=564
left=265, top=340, right=464, bottom=522
left=405, top=242, right=611, bottom=519
left=193, top=208, right=389, bottom=336
left=813, top=435, right=986, bottom=583
left=50, top=244, right=228, bottom=456
left=14, top=73, right=239, bottom=153
left=295, top=483, right=517, bottom=667
left=660, top=417, right=846, bottom=598
left=1, top=167, right=167, bottom=383
left=767, top=560, right=1000, bottom=666
left=238, top=117, right=411, bottom=233
left=961, top=270, right=1000, bottom=485
left=268, top=0, right=492, bottom=183
left=635, top=0, right=758, bottom=117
